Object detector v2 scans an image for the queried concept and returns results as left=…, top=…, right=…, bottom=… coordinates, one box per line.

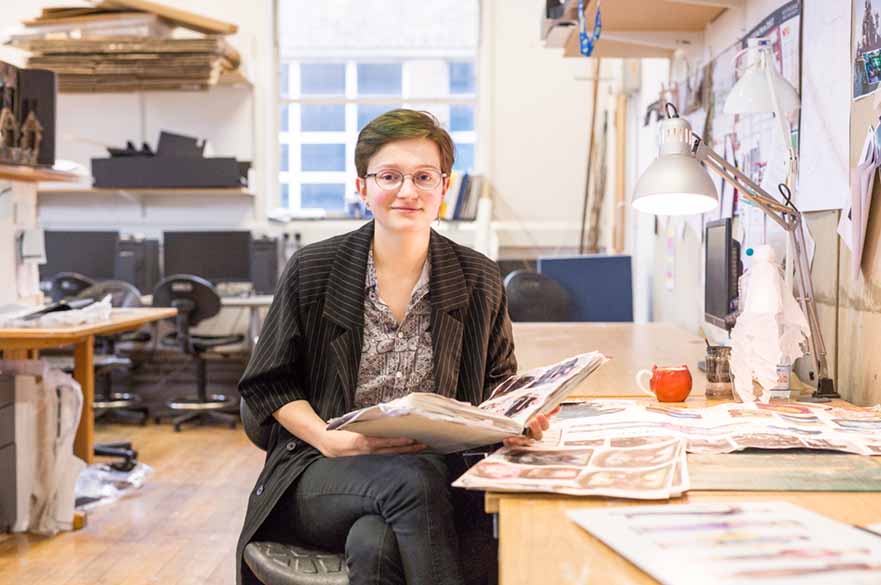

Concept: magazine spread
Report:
left=325, top=351, right=608, bottom=454
left=452, top=437, right=689, bottom=500
left=543, top=399, right=881, bottom=456
left=567, top=502, right=881, bottom=584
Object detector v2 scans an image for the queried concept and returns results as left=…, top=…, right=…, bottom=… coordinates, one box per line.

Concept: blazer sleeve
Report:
left=482, top=275, right=518, bottom=402
left=238, top=254, right=309, bottom=424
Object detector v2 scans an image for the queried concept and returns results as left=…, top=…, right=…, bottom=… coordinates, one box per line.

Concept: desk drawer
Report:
left=0, top=405, right=12, bottom=448
left=0, top=442, right=15, bottom=531
left=0, top=375, right=12, bottom=408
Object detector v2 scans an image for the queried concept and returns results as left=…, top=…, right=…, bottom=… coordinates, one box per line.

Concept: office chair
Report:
left=503, top=270, right=573, bottom=322
left=152, top=275, right=244, bottom=432
left=48, top=271, right=95, bottom=302
left=75, top=281, right=151, bottom=426
left=240, top=400, right=349, bottom=585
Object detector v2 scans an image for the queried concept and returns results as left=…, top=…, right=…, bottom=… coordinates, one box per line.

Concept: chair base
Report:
left=168, top=395, right=232, bottom=410
left=95, top=392, right=150, bottom=426
left=171, top=409, right=238, bottom=432
left=94, top=440, right=138, bottom=472
left=243, top=541, right=348, bottom=585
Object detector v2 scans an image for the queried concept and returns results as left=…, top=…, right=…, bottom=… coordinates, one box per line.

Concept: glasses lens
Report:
left=414, top=170, right=441, bottom=190
left=374, top=170, right=403, bottom=190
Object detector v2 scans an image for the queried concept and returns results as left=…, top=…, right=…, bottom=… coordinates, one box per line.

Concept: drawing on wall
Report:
left=854, top=0, right=881, bottom=99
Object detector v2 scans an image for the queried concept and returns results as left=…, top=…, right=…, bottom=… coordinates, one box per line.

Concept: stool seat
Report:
left=243, top=542, right=348, bottom=585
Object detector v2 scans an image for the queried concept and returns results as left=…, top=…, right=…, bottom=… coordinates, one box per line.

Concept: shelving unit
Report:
left=37, top=186, right=255, bottom=217
left=0, top=164, right=81, bottom=184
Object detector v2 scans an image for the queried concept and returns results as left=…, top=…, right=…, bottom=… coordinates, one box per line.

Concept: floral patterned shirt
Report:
left=353, top=248, right=435, bottom=409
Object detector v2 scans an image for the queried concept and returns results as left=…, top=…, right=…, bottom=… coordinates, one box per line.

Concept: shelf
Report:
left=0, top=163, right=81, bottom=183
left=556, top=0, right=729, bottom=59
left=38, top=187, right=254, bottom=197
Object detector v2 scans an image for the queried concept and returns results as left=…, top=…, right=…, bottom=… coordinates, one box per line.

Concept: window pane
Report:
left=453, top=142, right=474, bottom=172
left=449, top=61, right=475, bottom=94
left=280, top=143, right=290, bottom=172
left=450, top=105, right=474, bottom=132
left=301, top=63, right=346, bottom=95
left=280, top=104, right=290, bottom=132
left=280, top=183, right=290, bottom=207
left=301, top=104, right=345, bottom=131
left=280, top=62, right=291, bottom=97
left=358, top=104, right=399, bottom=130
left=357, top=63, right=402, bottom=95
left=302, top=183, right=345, bottom=210
left=301, top=144, right=346, bottom=171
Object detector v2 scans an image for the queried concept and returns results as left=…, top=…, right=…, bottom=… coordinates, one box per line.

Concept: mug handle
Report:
left=635, top=369, right=655, bottom=397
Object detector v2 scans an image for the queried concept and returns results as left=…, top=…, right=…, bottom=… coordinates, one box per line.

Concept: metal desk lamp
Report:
left=632, top=103, right=837, bottom=400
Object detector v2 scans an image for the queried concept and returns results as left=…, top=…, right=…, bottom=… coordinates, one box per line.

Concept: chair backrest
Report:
left=503, top=270, right=572, bottom=322
left=76, top=280, right=143, bottom=308
left=151, top=274, right=221, bottom=326
left=241, top=399, right=271, bottom=451
left=49, top=272, right=95, bottom=302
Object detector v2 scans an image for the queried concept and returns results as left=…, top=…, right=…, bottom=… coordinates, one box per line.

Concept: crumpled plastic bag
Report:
left=0, top=360, right=85, bottom=534
left=729, top=245, right=810, bottom=403
left=75, top=462, right=153, bottom=511
left=0, top=295, right=113, bottom=328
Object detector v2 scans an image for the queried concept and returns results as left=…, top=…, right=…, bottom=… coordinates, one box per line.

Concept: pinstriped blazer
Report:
left=235, top=221, right=517, bottom=585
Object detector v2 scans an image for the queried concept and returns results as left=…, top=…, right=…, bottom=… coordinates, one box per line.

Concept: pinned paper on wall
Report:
left=838, top=124, right=879, bottom=279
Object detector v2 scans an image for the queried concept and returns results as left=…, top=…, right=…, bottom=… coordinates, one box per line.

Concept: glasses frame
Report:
left=364, top=169, right=448, bottom=192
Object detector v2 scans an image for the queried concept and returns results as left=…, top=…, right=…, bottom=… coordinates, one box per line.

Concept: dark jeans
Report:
left=270, top=452, right=496, bottom=585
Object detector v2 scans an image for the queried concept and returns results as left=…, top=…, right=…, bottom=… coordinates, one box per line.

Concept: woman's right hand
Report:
left=317, top=429, right=426, bottom=458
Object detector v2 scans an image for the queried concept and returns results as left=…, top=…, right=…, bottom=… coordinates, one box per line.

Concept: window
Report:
left=277, top=0, right=479, bottom=215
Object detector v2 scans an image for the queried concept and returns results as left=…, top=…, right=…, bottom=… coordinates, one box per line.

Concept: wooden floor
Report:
left=0, top=422, right=264, bottom=585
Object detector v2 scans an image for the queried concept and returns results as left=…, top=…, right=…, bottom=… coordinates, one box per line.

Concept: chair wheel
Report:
left=110, top=460, right=137, bottom=472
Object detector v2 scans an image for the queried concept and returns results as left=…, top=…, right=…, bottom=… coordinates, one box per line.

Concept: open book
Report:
left=326, top=352, right=608, bottom=453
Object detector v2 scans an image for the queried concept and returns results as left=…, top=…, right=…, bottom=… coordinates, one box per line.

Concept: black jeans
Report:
left=271, top=452, right=496, bottom=585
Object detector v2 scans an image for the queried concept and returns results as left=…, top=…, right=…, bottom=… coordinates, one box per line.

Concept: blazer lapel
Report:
left=428, top=230, right=470, bottom=398
left=323, top=222, right=373, bottom=410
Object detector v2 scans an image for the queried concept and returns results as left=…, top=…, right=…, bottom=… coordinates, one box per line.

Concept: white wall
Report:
left=647, top=0, right=794, bottom=337
left=485, top=0, right=620, bottom=250
left=1, top=0, right=273, bottom=242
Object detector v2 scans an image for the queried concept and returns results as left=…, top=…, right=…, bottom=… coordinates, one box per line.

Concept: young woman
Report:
left=236, top=109, right=551, bottom=585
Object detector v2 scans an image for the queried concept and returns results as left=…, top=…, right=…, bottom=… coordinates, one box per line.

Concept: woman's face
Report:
left=356, top=138, right=448, bottom=234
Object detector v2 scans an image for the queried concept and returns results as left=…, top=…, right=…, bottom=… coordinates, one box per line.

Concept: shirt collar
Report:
left=365, top=245, right=431, bottom=303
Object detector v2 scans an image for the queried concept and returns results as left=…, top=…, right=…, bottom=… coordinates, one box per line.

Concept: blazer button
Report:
left=286, top=441, right=297, bottom=452
left=256, top=485, right=264, bottom=496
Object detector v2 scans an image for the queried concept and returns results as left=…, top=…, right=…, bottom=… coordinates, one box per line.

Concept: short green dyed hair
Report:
left=355, top=108, right=455, bottom=177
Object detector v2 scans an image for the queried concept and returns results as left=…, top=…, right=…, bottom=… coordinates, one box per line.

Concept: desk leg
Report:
left=248, top=307, right=260, bottom=350
left=73, top=337, right=95, bottom=464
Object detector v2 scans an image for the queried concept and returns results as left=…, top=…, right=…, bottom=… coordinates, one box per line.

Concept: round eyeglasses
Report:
left=364, top=169, right=447, bottom=191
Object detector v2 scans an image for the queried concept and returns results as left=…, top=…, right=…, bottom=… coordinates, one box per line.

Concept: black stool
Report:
left=240, top=400, right=349, bottom=585
left=77, top=281, right=151, bottom=426
left=152, top=274, right=243, bottom=432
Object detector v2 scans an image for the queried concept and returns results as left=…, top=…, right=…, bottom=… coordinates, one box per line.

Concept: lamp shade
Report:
left=724, top=40, right=800, bottom=115
left=632, top=116, right=719, bottom=216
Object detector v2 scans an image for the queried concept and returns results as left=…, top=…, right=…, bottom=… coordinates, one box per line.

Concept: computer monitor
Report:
left=163, top=231, right=252, bottom=284
left=704, top=218, right=742, bottom=330
left=39, top=230, right=120, bottom=281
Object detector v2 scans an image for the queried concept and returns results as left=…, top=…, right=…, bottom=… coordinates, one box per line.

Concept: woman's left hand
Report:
left=502, top=406, right=561, bottom=447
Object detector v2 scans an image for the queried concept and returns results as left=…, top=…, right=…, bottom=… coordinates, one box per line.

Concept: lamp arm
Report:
left=694, top=141, right=794, bottom=222
left=693, top=138, right=836, bottom=397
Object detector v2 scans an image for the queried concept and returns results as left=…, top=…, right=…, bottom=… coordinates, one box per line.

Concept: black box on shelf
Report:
left=91, top=156, right=243, bottom=188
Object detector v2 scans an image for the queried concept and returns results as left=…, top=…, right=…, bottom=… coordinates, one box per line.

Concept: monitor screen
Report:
left=704, top=218, right=734, bottom=329
left=163, top=231, right=252, bottom=283
left=40, top=230, right=119, bottom=281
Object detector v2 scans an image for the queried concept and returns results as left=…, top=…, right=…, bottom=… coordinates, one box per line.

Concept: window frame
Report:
left=276, top=58, right=478, bottom=215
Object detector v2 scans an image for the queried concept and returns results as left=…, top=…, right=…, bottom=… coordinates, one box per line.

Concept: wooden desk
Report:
left=493, top=324, right=876, bottom=584
left=487, top=491, right=881, bottom=585
left=0, top=307, right=176, bottom=463
left=512, top=322, right=708, bottom=397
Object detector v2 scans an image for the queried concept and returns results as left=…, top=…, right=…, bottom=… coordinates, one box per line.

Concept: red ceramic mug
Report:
left=635, top=365, right=693, bottom=402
